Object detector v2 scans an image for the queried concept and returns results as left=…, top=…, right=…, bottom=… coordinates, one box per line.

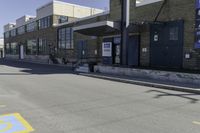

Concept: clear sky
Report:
left=0, top=0, right=109, bottom=38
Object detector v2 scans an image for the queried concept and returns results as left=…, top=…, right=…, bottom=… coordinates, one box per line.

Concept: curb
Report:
left=3, top=58, right=74, bottom=69
left=79, top=73, right=200, bottom=94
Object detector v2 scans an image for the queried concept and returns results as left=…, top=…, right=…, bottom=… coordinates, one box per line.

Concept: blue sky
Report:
left=0, top=0, right=109, bottom=37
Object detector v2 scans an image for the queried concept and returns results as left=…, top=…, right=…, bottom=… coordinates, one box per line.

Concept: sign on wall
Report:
left=195, top=0, right=200, bottom=48
left=102, top=42, right=112, bottom=57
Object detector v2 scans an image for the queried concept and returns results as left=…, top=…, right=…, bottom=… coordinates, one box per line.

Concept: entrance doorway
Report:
left=0, top=50, right=2, bottom=58
left=102, top=35, right=140, bottom=67
left=78, top=40, right=87, bottom=60
left=128, top=35, right=140, bottom=66
left=150, top=20, right=184, bottom=68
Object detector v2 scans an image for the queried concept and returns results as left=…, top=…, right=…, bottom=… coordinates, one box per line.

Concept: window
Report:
left=17, top=26, right=25, bottom=35
left=58, top=28, right=73, bottom=49
left=10, top=42, right=18, bottom=55
left=5, top=32, right=10, bottom=38
left=5, top=43, right=10, bottom=54
left=169, top=27, right=179, bottom=41
left=27, top=22, right=37, bottom=32
left=26, top=39, right=37, bottom=55
left=58, top=16, right=68, bottom=24
left=136, top=0, right=163, bottom=7
left=38, top=16, right=51, bottom=29
left=38, top=38, right=48, bottom=55
left=10, top=29, right=16, bottom=37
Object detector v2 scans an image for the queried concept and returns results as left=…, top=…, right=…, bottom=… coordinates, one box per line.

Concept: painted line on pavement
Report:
left=193, top=121, right=200, bottom=125
left=0, top=113, right=34, bottom=133
left=0, top=105, right=6, bottom=108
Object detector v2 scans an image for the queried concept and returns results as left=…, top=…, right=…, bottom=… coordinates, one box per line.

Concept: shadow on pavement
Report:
left=146, top=90, right=200, bottom=104
left=0, top=59, right=74, bottom=75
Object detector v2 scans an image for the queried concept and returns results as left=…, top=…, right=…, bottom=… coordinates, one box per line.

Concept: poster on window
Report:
left=102, top=42, right=112, bottom=57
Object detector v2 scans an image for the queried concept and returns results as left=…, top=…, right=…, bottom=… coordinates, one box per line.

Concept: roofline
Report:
left=4, top=0, right=107, bottom=32
left=37, top=0, right=105, bottom=11
left=54, top=11, right=110, bottom=27
left=16, top=15, right=36, bottom=19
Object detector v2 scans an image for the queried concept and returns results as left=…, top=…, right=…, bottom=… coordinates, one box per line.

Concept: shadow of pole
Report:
left=146, top=90, right=200, bottom=104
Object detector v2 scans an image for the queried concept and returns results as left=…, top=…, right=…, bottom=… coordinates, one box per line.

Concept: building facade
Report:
left=71, top=0, right=200, bottom=71
left=0, top=38, right=4, bottom=58
left=4, top=0, right=200, bottom=71
left=3, top=0, right=103, bottom=63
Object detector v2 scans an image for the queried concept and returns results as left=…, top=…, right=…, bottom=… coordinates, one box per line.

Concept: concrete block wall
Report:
left=109, top=0, right=198, bottom=70
left=94, top=65, right=200, bottom=86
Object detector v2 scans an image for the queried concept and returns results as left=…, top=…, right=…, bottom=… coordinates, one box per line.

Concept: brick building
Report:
left=3, top=0, right=103, bottom=63
left=72, top=0, right=200, bottom=70
left=4, top=0, right=200, bottom=71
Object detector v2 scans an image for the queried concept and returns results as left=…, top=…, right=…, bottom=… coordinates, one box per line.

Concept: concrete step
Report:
left=75, top=65, right=90, bottom=73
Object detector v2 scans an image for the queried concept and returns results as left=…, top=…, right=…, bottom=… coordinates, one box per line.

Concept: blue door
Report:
left=128, top=35, right=139, bottom=66
left=150, top=20, right=184, bottom=68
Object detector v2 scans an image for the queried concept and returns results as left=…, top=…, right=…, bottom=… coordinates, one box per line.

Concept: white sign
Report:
left=102, top=42, right=112, bottom=57
left=154, top=34, right=159, bottom=42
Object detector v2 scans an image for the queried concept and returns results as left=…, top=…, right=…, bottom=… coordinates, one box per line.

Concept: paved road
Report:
left=0, top=59, right=200, bottom=133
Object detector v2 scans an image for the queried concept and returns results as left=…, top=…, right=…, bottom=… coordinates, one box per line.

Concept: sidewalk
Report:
left=79, top=72, right=200, bottom=94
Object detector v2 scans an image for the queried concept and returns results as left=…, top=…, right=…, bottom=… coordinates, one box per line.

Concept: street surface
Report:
left=0, top=59, right=200, bottom=133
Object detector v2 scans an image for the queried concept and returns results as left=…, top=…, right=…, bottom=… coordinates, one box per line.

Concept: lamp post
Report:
left=121, top=0, right=130, bottom=66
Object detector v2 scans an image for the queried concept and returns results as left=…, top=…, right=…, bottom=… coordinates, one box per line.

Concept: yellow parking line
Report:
left=193, top=121, right=200, bottom=125
left=0, top=113, right=34, bottom=133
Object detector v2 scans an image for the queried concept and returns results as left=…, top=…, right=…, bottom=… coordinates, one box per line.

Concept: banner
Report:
left=195, top=0, right=200, bottom=48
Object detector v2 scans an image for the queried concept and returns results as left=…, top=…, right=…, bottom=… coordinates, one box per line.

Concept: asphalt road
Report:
left=0, top=59, right=200, bottom=133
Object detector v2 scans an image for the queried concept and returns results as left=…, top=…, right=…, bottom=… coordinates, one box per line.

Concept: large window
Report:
left=38, top=16, right=51, bottom=29
left=58, top=28, right=73, bottom=49
left=17, top=26, right=25, bottom=35
left=10, top=42, right=18, bottom=55
left=26, top=39, right=37, bottom=55
left=27, top=22, right=37, bottom=32
left=38, top=38, right=48, bottom=55
left=10, top=29, right=16, bottom=37
left=5, top=43, right=10, bottom=54
left=5, top=32, right=10, bottom=38
left=136, top=0, right=163, bottom=7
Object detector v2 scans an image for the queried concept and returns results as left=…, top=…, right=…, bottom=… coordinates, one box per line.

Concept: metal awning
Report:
left=73, top=21, right=121, bottom=36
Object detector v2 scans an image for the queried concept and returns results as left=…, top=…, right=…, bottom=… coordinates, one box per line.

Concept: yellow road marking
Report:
left=0, top=113, right=34, bottom=133
left=193, top=121, right=200, bottom=125
left=0, top=120, right=12, bottom=132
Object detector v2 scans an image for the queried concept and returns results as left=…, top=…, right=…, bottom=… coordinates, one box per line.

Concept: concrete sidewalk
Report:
left=79, top=72, right=200, bottom=94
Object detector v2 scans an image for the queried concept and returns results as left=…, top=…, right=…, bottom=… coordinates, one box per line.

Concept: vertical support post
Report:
left=121, top=0, right=130, bottom=66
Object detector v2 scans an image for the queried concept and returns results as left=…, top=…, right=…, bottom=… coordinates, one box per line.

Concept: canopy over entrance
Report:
left=73, top=21, right=120, bottom=36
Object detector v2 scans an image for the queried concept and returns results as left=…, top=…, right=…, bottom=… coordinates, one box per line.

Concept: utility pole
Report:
left=121, top=0, right=130, bottom=66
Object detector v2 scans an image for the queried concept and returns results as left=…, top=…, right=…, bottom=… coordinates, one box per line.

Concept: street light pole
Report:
left=121, top=0, right=130, bottom=66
